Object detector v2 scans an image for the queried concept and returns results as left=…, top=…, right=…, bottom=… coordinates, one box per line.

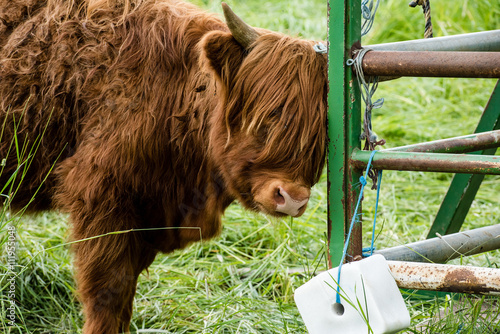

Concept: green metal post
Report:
left=428, top=80, right=500, bottom=237
left=327, top=0, right=362, bottom=266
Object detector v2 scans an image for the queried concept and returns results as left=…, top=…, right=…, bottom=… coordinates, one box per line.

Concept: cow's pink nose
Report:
left=274, top=186, right=310, bottom=217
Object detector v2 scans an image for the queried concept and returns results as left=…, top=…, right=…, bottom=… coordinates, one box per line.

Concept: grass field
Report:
left=1, top=0, right=499, bottom=333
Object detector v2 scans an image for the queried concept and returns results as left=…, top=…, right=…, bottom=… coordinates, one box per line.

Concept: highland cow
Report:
left=0, top=0, right=328, bottom=332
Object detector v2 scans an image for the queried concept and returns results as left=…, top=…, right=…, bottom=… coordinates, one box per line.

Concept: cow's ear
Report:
left=200, top=31, right=246, bottom=89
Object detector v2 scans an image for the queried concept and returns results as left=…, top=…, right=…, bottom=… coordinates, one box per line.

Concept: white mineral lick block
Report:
left=294, top=254, right=410, bottom=334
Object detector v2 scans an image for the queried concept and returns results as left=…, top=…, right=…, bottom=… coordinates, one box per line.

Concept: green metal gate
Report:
left=327, top=0, right=500, bottom=289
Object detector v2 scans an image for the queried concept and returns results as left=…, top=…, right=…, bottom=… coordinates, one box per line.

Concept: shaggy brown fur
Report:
left=0, top=0, right=328, bottom=332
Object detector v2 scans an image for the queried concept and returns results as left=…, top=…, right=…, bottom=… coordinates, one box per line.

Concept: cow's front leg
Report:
left=118, top=246, right=158, bottom=333
left=74, top=232, right=157, bottom=334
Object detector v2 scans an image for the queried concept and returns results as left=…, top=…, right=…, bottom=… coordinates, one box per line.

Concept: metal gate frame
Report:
left=327, top=0, right=500, bottom=292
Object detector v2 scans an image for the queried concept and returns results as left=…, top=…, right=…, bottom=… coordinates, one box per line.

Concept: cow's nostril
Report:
left=275, top=186, right=310, bottom=217
left=275, top=188, right=286, bottom=205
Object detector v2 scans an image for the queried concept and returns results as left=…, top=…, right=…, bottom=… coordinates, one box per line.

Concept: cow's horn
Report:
left=222, top=2, right=259, bottom=50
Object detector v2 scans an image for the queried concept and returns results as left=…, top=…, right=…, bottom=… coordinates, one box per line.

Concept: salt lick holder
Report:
left=294, top=254, right=410, bottom=333
left=294, top=152, right=410, bottom=333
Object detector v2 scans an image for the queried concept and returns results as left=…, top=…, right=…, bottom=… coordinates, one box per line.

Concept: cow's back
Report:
left=0, top=0, right=46, bottom=48
left=0, top=0, right=224, bottom=211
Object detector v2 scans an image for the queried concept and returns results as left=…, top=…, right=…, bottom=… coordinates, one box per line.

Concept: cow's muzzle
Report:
left=254, top=180, right=310, bottom=217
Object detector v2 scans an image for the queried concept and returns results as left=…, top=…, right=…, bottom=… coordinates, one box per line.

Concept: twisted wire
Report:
left=409, top=0, right=433, bottom=38
left=361, top=0, right=381, bottom=36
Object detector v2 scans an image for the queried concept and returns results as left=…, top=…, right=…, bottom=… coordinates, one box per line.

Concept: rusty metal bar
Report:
left=388, top=261, right=500, bottom=295
left=360, top=51, right=500, bottom=78
left=376, top=224, right=500, bottom=263
left=351, top=149, right=500, bottom=174
left=366, top=29, right=500, bottom=52
left=386, top=129, right=500, bottom=153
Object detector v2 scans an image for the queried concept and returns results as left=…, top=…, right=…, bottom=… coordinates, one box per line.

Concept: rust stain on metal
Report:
left=388, top=261, right=500, bottom=295
left=350, top=41, right=361, bottom=59
left=441, top=268, right=490, bottom=294
left=349, top=79, right=355, bottom=103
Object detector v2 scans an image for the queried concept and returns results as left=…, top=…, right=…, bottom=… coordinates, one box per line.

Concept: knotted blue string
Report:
left=336, top=150, right=380, bottom=304
left=364, top=169, right=382, bottom=257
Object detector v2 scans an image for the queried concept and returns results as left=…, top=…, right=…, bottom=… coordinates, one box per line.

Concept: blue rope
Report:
left=336, top=150, right=380, bottom=304
left=367, top=169, right=382, bottom=256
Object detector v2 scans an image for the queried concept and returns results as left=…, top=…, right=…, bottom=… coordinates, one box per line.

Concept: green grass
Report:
left=1, top=0, right=499, bottom=333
